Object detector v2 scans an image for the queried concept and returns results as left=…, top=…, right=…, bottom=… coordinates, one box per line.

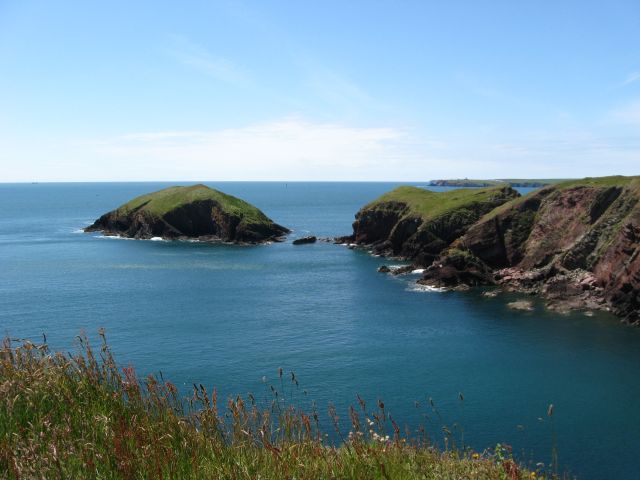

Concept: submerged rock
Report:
left=84, top=184, right=289, bottom=244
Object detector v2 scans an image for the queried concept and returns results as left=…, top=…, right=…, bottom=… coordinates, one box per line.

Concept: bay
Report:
left=1, top=182, right=639, bottom=479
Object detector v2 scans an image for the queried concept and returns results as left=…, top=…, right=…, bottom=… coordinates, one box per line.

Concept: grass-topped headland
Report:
left=84, top=184, right=289, bottom=243
left=418, top=175, right=640, bottom=322
left=345, top=185, right=519, bottom=265
left=364, top=186, right=518, bottom=223
left=344, top=175, right=640, bottom=322
left=0, top=333, right=548, bottom=479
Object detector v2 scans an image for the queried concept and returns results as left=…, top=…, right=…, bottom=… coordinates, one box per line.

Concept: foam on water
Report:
left=98, top=234, right=134, bottom=240
left=406, top=282, right=447, bottom=293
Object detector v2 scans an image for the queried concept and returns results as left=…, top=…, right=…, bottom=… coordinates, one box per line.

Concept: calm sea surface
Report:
left=2, top=182, right=639, bottom=479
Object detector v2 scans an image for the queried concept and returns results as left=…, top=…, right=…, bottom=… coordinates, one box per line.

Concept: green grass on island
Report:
left=0, top=333, right=552, bottom=479
left=364, top=185, right=517, bottom=222
left=117, top=184, right=272, bottom=224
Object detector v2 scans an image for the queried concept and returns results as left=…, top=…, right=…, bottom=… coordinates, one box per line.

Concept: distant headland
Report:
left=428, top=178, right=568, bottom=188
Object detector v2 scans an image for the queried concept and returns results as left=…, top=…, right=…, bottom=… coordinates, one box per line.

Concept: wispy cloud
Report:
left=88, top=118, right=424, bottom=180
left=609, top=99, right=640, bottom=126
left=619, top=71, right=640, bottom=87
left=167, top=35, right=249, bottom=85
left=83, top=117, right=640, bottom=181
left=302, top=63, right=377, bottom=113
left=5, top=118, right=640, bottom=182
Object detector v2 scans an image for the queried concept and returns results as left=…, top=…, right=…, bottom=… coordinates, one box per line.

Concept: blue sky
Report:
left=1, top=0, right=639, bottom=181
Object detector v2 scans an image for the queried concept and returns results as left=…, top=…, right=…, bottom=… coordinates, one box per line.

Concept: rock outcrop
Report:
left=420, top=176, right=640, bottom=323
left=293, top=236, right=317, bottom=245
left=340, top=185, right=519, bottom=265
left=85, top=184, right=289, bottom=243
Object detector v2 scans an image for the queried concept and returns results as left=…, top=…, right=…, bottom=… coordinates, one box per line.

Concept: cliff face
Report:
left=344, top=186, right=520, bottom=265
left=421, top=177, right=640, bottom=323
left=85, top=184, right=289, bottom=243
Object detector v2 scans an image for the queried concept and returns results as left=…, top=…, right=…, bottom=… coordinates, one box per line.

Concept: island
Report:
left=84, top=184, right=289, bottom=243
left=344, top=176, right=640, bottom=324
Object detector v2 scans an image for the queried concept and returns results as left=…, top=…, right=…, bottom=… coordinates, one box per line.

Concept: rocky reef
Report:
left=419, top=176, right=640, bottom=324
left=85, top=184, right=289, bottom=243
left=339, top=185, right=519, bottom=265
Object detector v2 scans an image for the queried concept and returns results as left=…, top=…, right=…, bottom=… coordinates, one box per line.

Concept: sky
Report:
left=1, top=0, right=639, bottom=182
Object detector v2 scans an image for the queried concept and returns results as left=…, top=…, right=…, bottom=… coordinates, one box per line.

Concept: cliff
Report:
left=84, top=184, right=289, bottom=243
left=341, top=185, right=520, bottom=265
left=421, top=176, right=640, bottom=323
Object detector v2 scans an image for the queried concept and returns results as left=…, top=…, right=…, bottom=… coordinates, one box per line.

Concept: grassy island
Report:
left=115, top=184, right=271, bottom=224
left=85, top=184, right=289, bottom=243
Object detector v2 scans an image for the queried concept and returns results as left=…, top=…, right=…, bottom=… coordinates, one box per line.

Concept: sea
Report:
left=2, top=182, right=639, bottom=479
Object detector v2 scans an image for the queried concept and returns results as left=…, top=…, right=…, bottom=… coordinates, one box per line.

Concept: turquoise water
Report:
left=1, top=182, right=639, bottom=479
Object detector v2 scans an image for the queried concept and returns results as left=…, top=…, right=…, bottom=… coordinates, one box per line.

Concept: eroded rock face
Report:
left=85, top=185, right=289, bottom=244
left=422, top=179, right=640, bottom=324
left=420, top=250, right=494, bottom=288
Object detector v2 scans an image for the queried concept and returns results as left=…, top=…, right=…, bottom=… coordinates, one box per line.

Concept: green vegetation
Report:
left=429, top=179, right=505, bottom=187
left=117, top=184, right=271, bottom=225
left=0, top=333, right=545, bottom=479
left=479, top=175, right=640, bottom=223
left=365, top=186, right=517, bottom=222
left=553, top=175, right=640, bottom=190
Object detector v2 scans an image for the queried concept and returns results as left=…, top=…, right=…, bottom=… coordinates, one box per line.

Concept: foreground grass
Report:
left=1, top=333, right=542, bottom=479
